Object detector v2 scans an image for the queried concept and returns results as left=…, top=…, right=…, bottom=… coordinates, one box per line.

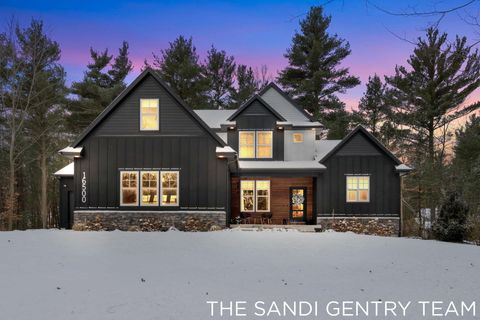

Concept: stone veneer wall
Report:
left=73, top=211, right=226, bottom=232
left=317, top=216, right=400, bottom=237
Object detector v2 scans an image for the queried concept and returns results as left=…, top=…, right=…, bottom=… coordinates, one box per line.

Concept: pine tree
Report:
left=452, top=115, right=480, bottom=217
left=230, top=64, right=258, bottom=109
left=204, top=46, right=236, bottom=109
left=433, top=192, right=469, bottom=242
left=320, top=98, right=351, bottom=139
left=387, top=28, right=480, bottom=218
left=68, top=42, right=132, bottom=133
left=278, top=6, right=360, bottom=119
left=148, top=36, right=208, bottom=108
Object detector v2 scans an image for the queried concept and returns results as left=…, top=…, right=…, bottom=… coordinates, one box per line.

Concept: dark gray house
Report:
left=56, top=68, right=412, bottom=235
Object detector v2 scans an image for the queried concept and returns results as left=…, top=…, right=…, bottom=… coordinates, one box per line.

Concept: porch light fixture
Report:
left=229, top=126, right=235, bottom=130
left=277, top=126, right=283, bottom=130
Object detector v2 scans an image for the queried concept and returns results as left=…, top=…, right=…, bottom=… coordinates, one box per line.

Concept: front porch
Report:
left=230, top=176, right=316, bottom=225
left=230, top=224, right=319, bottom=232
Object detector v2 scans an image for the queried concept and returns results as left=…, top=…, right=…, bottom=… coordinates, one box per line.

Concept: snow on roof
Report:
left=277, top=121, right=323, bottom=127
left=314, top=140, right=341, bottom=161
left=239, top=161, right=326, bottom=171
left=216, top=146, right=236, bottom=153
left=54, top=162, right=74, bottom=176
left=194, top=110, right=236, bottom=129
left=395, top=164, right=413, bottom=172
left=58, top=146, right=83, bottom=158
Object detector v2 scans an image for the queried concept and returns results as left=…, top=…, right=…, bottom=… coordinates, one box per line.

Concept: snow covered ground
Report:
left=0, top=230, right=478, bottom=320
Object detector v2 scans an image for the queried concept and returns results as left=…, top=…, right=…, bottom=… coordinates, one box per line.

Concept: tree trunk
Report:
left=7, top=129, right=16, bottom=231
left=40, top=139, right=48, bottom=229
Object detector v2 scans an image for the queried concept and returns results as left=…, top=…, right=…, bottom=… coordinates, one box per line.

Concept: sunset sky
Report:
left=1, top=0, right=479, bottom=110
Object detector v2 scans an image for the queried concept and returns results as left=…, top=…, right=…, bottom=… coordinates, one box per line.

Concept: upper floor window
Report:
left=346, top=176, right=370, bottom=202
left=140, top=99, right=159, bottom=131
left=238, top=130, right=273, bottom=159
left=256, top=131, right=273, bottom=158
left=292, top=133, right=304, bottom=143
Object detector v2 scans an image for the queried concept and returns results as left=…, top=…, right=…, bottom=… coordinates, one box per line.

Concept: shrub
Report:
left=433, top=192, right=469, bottom=242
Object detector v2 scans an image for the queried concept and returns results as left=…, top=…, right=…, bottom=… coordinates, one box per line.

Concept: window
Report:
left=240, top=181, right=255, bottom=212
left=141, top=171, right=158, bottom=206
left=140, top=99, right=159, bottom=131
left=239, top=131, right=255, bottom=158
left=240, top=180, right=270, bottom=212
left=255, top=180, right=270, bottom=212
left=120, top=171, right=138, bottom=206
left=292, top=133, right=304, bottom=143
left=239, top=130, right=273, bottom=159
left=161, top=171, right=179, bottom=206
left=256, top=131, right=273, bottom=158
left=346, top=176, right=370, bottom=202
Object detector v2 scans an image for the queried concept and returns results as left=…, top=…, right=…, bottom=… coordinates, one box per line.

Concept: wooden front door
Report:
left=289, top=187, right=307, bottom=222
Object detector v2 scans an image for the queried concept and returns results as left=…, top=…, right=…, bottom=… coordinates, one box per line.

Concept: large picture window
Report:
left=120, top=171, right=138, bottom=206
left=238, top=130, right=273, bottom=159
left=240, top=180, right=270, bottom=212
left=346, top=176, right=370, bottom=202
left=140, top=99, right=159, bottom=131
left=161, top=171, right=179, bottom=206
left=256, top=131, right=273, bottom=158
left=141, top=171, right=158, bottom=206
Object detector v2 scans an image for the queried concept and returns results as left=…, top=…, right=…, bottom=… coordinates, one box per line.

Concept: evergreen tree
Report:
left=68, top=42, right=132, bottom=133
left=278, top=6, right=360, bottom=119
left=386, top=28, right=480, bottom=218
left=452, top=115, right=480, bottom=216
left=148, top=36, right=208, bottom=108
left=433, top=192, right=469, bottom=242
left=353, top=75, right=388, bottom=135
left=204, top=46, right=236, bottom=109
left=320, top=98, right=351, bottom=139
left=20, top=20, right=67, bottom=228
left=230, top=64, right=258, bottom=109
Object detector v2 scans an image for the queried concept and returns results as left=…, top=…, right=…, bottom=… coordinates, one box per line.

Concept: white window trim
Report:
left=256, top=131, right=273, bottom=159
left=160, top=171, right=179, bottom=207
left=120, top=171, right=139, bottom=206
left=255, top=180, right=271, bottom=212
left=346, top=175, right=370, bottom=203
left=240, top=180, right=271, bottom=212
left=238, top=131, right=256, bottom=159
left=140, top=98, right=159, bottom=131
left=240, top=180, right=255, bottom=212
left=292, top=132, right=304, bottom=143
left=140, top=171, right=159, bottom=206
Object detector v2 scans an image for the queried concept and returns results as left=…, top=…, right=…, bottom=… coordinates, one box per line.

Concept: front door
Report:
left=290, top=187, right=307, bottom=222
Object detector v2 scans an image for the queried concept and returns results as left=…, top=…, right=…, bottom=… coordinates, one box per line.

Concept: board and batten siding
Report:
left=227, top=100, right=284, bottom=160
left=317, top=131, right=401, bottom=217
left=73, top=73, right=229, bottom=212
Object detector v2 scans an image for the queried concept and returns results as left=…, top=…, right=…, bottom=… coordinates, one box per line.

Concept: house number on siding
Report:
left=81, top=172, right=87, bottom=203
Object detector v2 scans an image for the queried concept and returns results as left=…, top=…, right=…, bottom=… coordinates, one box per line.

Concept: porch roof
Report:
left=238, top=160, right=326, bottom=173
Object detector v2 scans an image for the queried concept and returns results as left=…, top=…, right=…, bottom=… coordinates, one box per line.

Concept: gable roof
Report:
left=258, top=82, right=315, bottom=122
left=227, top=95, right=287, bottom=121
left=70, top=68, right=226, bottom=147
left=319, top=125, right=402, bottom=165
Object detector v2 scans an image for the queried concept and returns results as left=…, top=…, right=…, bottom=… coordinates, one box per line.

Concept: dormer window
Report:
left=239, top=131, right=273, bottom=159
left=140, top=99, right=159, bottom=131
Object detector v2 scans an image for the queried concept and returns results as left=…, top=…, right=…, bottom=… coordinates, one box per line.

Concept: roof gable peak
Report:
left=227, top=94, right=286, bottom=121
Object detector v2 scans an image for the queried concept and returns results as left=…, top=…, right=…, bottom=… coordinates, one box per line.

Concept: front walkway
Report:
left=230, top=224, right=319, bottom=232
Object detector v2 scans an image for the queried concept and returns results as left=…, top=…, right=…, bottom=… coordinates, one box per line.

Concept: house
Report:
left=55, top=68, right=412, bottom=235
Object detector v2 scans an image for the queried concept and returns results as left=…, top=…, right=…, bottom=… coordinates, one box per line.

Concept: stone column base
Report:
left=317, top=216, right=400, bottom=237
left=73, top=210, right=226, bottom=232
